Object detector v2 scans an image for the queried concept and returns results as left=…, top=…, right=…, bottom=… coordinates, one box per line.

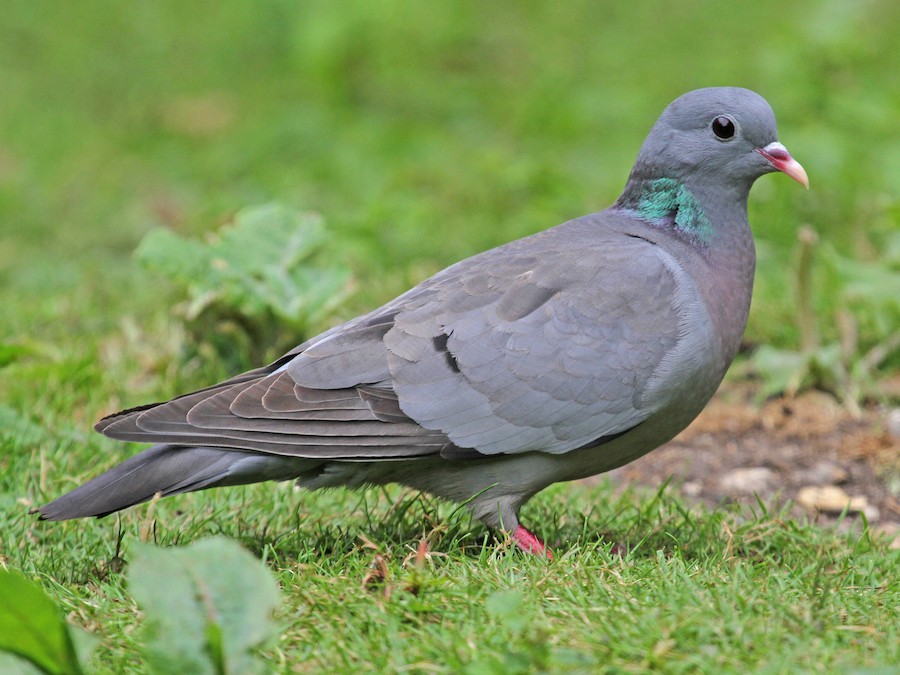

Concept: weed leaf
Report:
left=135, top=202, right=350, bottom=366
left=129, top=536, right=281, bottom=675
left=0, top=570, right=84, bottom=674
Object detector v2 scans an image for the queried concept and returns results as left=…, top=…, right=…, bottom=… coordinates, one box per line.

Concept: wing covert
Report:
left=386, top=224, right=685, bottom=455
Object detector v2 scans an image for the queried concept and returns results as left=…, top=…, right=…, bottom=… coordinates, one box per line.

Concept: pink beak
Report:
left=757, top=142, right=809, bottom=189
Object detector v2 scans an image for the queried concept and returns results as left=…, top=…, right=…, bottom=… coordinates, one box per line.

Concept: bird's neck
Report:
left=615, top=173, right=751, bottom=250
left=616, top=177, right=714, bottom=244
left=615, top=172, right=757, bottom=366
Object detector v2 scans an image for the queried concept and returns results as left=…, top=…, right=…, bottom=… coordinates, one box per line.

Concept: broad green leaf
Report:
left=136, top=228, right=211, bottom=286
left=748, top=346, right=810, bottom=399
left=485, top=590, right=529, bottom=634
left=821, top=244, right=900, bottom=312
left=749, top=343, right=847, bottom=400
left=0, top=570, right=83, bottom=675
left=214, top=204, right=327, bottom=276
left=129, top=536, right=281, bottom=675
left=134, top=202, right=351, bottom=363
left=0, top=652, right=46, bottom=674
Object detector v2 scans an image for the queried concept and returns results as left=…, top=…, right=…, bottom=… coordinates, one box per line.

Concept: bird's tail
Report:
left=33, top=444, right=315, bottom=520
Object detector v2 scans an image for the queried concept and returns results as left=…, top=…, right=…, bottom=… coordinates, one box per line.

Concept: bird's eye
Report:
left=711, top=116, right=736, bottom=140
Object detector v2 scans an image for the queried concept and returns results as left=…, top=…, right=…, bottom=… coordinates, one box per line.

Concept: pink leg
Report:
left=512, top=525, right=553, bottom=559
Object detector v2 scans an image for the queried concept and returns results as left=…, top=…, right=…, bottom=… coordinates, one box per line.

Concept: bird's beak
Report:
left=757, top=141, right=809, bottom=189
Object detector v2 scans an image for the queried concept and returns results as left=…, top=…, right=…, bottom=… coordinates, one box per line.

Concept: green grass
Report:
left=6, top=483, right=899, bottom=672
left=2, top=1, right=899, bottom=672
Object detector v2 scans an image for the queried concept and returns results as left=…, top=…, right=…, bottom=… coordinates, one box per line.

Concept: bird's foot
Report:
left=512, top=525, right=553, bottom=559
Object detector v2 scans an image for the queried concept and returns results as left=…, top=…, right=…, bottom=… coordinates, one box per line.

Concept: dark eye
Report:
left=712, top=116, right=736, bottom=140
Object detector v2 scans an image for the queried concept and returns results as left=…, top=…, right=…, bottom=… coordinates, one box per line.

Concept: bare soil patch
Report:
left=604, top=382, right=900, bottom=547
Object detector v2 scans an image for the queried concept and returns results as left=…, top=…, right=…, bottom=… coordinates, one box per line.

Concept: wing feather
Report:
left=96, top=213, right=690, bottom=463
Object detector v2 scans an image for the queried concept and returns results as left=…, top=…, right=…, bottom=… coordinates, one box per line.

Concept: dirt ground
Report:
left=603, top=381, right=900, bottom=548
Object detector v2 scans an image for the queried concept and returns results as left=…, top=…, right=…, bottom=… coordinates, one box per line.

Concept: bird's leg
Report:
left=512, top=525, right=553, bottom=558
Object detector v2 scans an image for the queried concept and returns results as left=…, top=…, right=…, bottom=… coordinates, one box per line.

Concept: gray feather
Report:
left=36, top=444, right=317, bottom=521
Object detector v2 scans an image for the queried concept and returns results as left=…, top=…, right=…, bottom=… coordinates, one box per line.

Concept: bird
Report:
left=35, top=87, right=808, bottom=557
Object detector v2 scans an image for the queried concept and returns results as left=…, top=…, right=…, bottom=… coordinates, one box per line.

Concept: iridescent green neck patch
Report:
left=635, top=178, right=712, bottom=243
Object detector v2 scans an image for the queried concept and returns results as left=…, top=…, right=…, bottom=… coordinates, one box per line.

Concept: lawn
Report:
left=1, top=1, right=898, bottom=672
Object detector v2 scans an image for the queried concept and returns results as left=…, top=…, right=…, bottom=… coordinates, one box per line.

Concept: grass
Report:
left=6, top=483, right=899, bottom=672
left=1, top=1, right=899, bottom=672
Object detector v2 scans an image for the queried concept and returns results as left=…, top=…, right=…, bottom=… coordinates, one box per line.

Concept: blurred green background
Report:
left=1, top=0, right=898, bottom=402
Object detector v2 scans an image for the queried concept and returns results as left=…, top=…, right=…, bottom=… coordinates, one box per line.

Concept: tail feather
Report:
left=34, top=444, right=317, bottom=520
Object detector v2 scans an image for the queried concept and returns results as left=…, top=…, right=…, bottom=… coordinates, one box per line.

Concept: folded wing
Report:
left=97, top=217, right=685, bottom=461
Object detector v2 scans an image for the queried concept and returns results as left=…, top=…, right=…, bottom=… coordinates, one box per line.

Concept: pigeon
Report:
left=35, top=87, right=808, bottom=556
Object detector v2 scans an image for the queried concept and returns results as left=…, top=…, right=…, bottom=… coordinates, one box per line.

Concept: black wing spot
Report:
left=431, top=333, right=461, bottom=373
left=626, top=232, right=656, bottom=245
left=440, top=442, right=492, bottom=460
left=365, top=310, right=399, bottom=328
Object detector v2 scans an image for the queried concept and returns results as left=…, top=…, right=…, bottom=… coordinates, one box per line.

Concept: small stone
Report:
left=862, top=504, right=881, bottom=522
left=794, top=461, right=849, bottom=486
left=874, top=522, right=900, bottom=550
left=682, top=481, right=702, bottom=497
left=797, top=485, right=869, bottom=514
left=886, top=408, right=900, bottom=440
left=718, top=467, right=775, bottom=494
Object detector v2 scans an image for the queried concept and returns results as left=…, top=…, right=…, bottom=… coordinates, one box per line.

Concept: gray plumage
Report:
left=35, top=87, right=807, bottom=553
